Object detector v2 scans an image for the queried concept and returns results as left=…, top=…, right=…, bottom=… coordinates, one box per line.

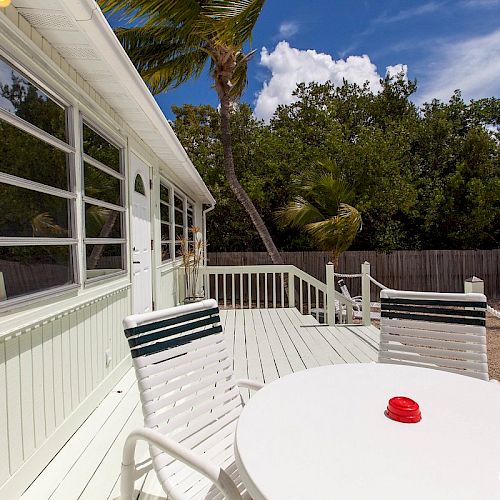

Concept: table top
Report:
left=234, top=363, right=500, bottom=500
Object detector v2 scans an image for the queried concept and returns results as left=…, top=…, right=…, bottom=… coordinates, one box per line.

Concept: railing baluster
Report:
left=316, top=289, right=320, bottom=322
left=248, top=273, right=252, bottom=309
left=256, top=273, right=260, bottom=309
left=299, top=279, right=304, bottom=314
left=240, top=273, right=244, bottom=309
left=265, top=273, right=268, bottom=308
left=308, top=284, right=312, bottom=315
left=206, top=271, right=211, bottom=300
left=289, top=272, right=295, bottom=309
left=272, top=273, right=277, bottom=308
left=231, top=274, right=235, bottom=308
left=214, top=273, right=219, bottom=305
left=223, top=273, right=227, bottom=308
left=280, top=272, right=285, bottom=307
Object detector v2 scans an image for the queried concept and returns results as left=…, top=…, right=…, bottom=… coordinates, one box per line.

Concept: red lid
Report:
left=385, top=396, right=421, bottom=423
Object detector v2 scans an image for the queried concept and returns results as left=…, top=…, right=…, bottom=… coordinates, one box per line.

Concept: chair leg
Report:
left=121, top=434, right=139, bottom=500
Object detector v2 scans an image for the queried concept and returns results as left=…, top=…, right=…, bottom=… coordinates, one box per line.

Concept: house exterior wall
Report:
left=0, top=5, right=204, bottom=497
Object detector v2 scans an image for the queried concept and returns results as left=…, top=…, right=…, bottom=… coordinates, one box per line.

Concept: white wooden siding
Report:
left=0, top=286, right=131, bottom=498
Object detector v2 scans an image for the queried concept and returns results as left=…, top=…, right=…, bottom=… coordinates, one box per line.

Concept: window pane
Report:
left=160, top=184, right=170, bottom=203
left=161, top=243, right=171, bottom=262
left=85, top=203, right=122, bottom=239
left=86, top=244, right=123, bottom=277
left=175, top=209, right=183, bottom=225
left=84, top=163, right=121, bottom=206
left=134, top=174, right=145, bottom=195
left=161, top=223, right=170, bottom=241
left=0, top=57, right=67, bottom=142
left=174, top=195, right=183, bottom=210
left=160, top=204, right=170, bottom=223
left=83, top=124, right=120, bottom=171
left=187, top=214, right=194, bottom=229
left=0, top=119, right=69, bottom=190
left=175, top=225, right=184, bottom=240
left=0, top=184, right=71, bottom=237
left=175, top=242, right=182, bottom=258
left=0, top=245, right=73, bottom=300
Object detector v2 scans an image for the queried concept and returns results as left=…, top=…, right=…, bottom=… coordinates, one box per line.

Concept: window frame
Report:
left=80, top=117, right=127, bottom=284
left=159, top=179, right=195, bottom=264
left=0, top=52, right=79, bottom=307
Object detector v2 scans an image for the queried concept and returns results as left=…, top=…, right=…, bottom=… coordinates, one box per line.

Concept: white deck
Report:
left=21, top=308, right=379, bottom=500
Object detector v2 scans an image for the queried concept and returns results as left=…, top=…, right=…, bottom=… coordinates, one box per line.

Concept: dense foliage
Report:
left=173, top=78, right=500, bottom=253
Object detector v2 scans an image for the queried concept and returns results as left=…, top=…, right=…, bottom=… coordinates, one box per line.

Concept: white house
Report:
left=0, top=1, right=214, bottom=496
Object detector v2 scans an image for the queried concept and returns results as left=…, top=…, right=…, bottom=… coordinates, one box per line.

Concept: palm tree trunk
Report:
left=219, top=93, right=283, bottom=265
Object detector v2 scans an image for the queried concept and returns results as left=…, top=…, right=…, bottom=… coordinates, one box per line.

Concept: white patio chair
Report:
left=121, top=299, right=263, bottom=499
left=337, top=279, right=381, bottom=320
left=379, top=289, right=489, bottom=380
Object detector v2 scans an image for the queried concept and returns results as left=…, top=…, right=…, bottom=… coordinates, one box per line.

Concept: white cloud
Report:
left=460, top=0, right=500, bottom=6
left=386, top=64, right=408, bottom=81
left=276, top=21, right=299, bottom=39
left=417, top=29, right=500, bottom=104
left=374, top=2, right=441, bottom=24
left=254, top=42, right=403, bottom=121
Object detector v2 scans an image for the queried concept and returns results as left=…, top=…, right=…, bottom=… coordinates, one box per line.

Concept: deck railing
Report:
left=201, top=264, right=359, bottom=324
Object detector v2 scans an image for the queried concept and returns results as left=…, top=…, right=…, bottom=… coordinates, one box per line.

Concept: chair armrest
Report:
left=237, top=379, right=264, bottom=391
left=121, top=428, right=242, bottom=500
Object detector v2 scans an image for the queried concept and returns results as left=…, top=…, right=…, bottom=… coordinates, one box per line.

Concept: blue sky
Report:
left=107, top=0, right=500, bottom=120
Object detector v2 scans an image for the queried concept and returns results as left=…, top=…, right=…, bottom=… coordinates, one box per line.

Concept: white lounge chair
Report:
left=337, top=278, right=381, bottom=320
left=121, top=299, right=263, bottom=499
left=379, top=289, right=489, bottom=380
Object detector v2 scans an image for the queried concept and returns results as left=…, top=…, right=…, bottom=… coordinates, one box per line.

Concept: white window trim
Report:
left=80, top=117, right=128, bottom=284
left=0, top=54, right=79, bottom=308
left=160, top=179, right=197, bottom=264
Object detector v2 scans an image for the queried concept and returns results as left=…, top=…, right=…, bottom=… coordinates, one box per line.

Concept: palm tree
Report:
left=99, top=0, right=283, bottom=264
left=277, top=160, right=362, bottom=266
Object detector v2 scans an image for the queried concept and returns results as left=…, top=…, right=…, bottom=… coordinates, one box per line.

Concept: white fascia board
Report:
left=66, top=0, right=215, bottom=205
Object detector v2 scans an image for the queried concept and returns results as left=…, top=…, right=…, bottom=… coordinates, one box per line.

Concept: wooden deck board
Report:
left=22, top=308, right=379, bottom=500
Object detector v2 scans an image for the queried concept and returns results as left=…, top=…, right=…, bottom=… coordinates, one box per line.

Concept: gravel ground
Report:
left=487, top=301, right=500, bottom=380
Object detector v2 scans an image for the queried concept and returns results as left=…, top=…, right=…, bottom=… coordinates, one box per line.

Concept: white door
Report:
left=130, top=154, right=153, bottom=314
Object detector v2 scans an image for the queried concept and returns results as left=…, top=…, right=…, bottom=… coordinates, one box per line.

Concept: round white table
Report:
left=234, top=364, right=500, bottom=500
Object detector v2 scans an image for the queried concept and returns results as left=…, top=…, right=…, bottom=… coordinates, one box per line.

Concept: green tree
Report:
left=277, top=161, right=362, bottom=265
left=99, top=0, right=284, bottom=263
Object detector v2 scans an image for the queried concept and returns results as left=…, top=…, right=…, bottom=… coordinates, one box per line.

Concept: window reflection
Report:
left=85, top=203, right=122, bottom=239
left=0, top=184, right=70, bottom=237
left=0, top=119, right=69, bottom=189
left=82, top=124, right=120, bottom=172
left=84, top=162, right=121, bottom=206
left=0, top=246, right=73, bottom=300
left=0, top=57, right=67, bottom=142
left=86, top=244, right=123, bottom=277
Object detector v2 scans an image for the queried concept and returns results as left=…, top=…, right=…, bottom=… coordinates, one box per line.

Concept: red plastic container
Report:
left=385, top=396, right=421, bottom=423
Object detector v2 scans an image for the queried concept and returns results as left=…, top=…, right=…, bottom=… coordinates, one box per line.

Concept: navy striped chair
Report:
left=379, top=289, right=489, bottom=380
left=121, top=299, right=263, bottom=499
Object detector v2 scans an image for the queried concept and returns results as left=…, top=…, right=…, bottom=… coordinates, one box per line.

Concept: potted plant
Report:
left=180, top=226, right=206, bottom=304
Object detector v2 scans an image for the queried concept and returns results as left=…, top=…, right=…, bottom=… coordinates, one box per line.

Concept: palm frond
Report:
left=276, top=196, right=325, bottom=229
left=98, top=0, right=201, bottom=26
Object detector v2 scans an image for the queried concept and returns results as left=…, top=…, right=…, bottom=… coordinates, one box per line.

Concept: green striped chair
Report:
left=121, top=299, right=263, bottom=499
left=379, top=289, right=489, bottom=380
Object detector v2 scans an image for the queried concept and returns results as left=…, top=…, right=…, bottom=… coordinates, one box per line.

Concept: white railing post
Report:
left=289, top=271, right=295, bottom=309
left=361, top=261, right=371, bottom=326
left=326, top=262, right=335, bottom=325
left=464, top=276, right=484, bottom=294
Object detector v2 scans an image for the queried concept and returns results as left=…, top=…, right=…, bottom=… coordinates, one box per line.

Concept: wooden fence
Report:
left=207, top=250, right=500, bottom=299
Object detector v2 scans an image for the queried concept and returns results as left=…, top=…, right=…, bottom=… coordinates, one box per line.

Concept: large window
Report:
left=160, top=181, right=195, bottom=262
left=0, top=55, right=76, bottom=301
left=82, top=122, right=125, bottom=280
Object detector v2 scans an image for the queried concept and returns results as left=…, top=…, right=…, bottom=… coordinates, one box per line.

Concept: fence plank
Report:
left=208, top=250, right=500, bottom=298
